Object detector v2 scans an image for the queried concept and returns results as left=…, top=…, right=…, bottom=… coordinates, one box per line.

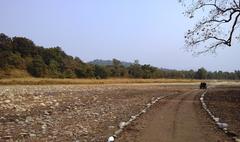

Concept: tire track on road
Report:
left=117, top=89, right=230, bottom=142
left=171, top=89, right=199, bottom=139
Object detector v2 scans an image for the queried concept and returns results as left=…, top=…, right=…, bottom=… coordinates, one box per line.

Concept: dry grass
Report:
left=0, top=69, right=30, bottom=78
left=0, top=78, right=200, bottom=85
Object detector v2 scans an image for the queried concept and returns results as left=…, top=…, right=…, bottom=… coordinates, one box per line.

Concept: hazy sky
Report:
left=0, top=0, right=239, bottom=72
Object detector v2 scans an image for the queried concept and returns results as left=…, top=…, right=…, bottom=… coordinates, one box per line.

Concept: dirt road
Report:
left=118, top=89, right=232, bottom=142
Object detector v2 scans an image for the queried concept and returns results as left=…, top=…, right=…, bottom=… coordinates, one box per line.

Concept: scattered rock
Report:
left=42, top=123, right=47, bottom=133
left=55, top=102, right=59, bottom=107
left=4, top=100, right=11, bottom=103
left=119, top=122, right=126, bottom=129
left=131, top=115, right=136, bottom=120
left=25, top=116, right=33, bottom=123
left=29, top=133, right=37, bottom=137
left=44, top=110, right=50, bottom=115
left=108, top=136, right=115, bottom=142
left=19, top=132, right=29, bottom=137
left=213, top=117, right=219, bottom=122
left=217, top=122, right=228, bottom=129
left=0, top=85, right=173, bottom=141
left=40, top=103, right=46, bottom=106
left=108, top=126, right=115, bottom=129
left=2, top=135, right=12, bottom=140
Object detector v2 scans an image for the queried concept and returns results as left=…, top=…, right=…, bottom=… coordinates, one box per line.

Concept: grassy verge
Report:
left=0, top=78, right=201, bottom=85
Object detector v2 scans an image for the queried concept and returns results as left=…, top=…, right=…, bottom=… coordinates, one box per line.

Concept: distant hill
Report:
left=88, top=59, right=132, bottom=67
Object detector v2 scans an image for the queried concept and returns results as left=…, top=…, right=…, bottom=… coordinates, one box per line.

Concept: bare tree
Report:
left=180, top=0, right=240, bottom=54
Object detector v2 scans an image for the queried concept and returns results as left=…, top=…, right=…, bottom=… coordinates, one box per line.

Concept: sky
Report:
left=0, top=0, right=239, bottom=72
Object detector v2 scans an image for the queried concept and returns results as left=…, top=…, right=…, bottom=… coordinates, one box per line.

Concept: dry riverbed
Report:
left=0, top=84, right=191, bottom=142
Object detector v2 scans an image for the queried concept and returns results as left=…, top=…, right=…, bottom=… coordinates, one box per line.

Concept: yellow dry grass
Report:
left=0, top=78, right=200, bottom=85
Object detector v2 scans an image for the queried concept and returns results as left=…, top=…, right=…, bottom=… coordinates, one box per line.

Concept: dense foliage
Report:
left=0, top=33, right=239, bottom=79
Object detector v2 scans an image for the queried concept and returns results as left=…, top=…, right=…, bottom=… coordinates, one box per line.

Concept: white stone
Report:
left=141, top=109, right=146, bottom=113
left=213, top=117, right=219, bottom=122
left=108, top=136, right=114, bottom=142
left=217, top=122, right=228, bottom=129
left=4, top=100, right=11, bottom=103
left=40, top=103, right=46, bottom=106
left=29, top=133, right=36, bottom=137
left=119, top=122, right=126, bottom=129
left=131, top=115, right=136, bottom=120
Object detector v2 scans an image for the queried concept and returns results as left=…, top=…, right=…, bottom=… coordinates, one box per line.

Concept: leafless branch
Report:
left=180, top=0, right=240, bottom=54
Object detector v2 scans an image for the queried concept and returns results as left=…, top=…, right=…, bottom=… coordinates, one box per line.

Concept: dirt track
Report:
left=118, top=89, right=232, bottom=142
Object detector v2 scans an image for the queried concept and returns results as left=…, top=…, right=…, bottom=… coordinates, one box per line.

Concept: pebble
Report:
left=29, top=133, right=37, bottom=137
left=131, top=115, right=136, bottom=120
left=25, top=116, right=33, bottom=123
left=4, top=100, right=11, bottom=103
left=55, top=102, right=59, bottom=106
left=119, top=122, right=126, bottom=129
left=44, top=110, right=50, bottom=115
left=217, top=122, right=228, bottom=129
left=108, top=136, right=115, bottom=142
left=19, top=132, right=29, bottom=137
left=108, top=126, right=115, bottom=129
left=213, top=117, right=219, bottom=122
left=42, top=123, right=47, bottom=133
left=40, top=103, right=46, bottom=106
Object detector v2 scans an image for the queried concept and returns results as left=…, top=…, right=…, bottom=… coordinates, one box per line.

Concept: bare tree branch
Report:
left=180, top=0, right=240, bottom=54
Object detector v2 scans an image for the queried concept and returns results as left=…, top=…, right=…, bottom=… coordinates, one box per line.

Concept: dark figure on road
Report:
left=200, top=82, right=207, bottom=89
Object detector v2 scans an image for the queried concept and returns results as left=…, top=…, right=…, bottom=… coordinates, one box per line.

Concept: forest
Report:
left=0, top=33, right=239, bottom=80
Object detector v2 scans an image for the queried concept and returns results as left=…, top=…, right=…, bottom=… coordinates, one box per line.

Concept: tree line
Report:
left=0, top=33, right=239, bottom=80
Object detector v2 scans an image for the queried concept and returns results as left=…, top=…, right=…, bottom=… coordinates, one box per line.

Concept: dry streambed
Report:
left=0, top=84, right=190, bottom=142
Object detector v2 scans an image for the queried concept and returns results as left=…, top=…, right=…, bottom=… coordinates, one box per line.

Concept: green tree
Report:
left=235, top=71, right=240, bottom=80
left=112, top=58, right=121, bottom=66
left=0, top=51, right=11, bottom=68
left=47, top=59, right=61, bottom=77
left=27, top=56, right=47, bottom=77
left=75, top=66, right=87, bottom=78
left=85, top=65, right=95, bottom=77
left=0, top=33, right=13, bottom=50
left=94, top=65, right=108, bottom=79
left=141, top=64, right=157, bottom=79
left=0, top=34, right=14, bottom=69
left=7, top=53, right=25, bottom=69
left=195, top=67, right=208, bottom=79
left=128, top=64, right=143, bottom=78
left=12, top=37, right=37, bottom=57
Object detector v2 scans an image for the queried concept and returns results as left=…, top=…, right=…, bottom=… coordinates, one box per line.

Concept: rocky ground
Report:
left=0, top=84, right=190, bottom=142
left=205, top=86, right=240, bottom=135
